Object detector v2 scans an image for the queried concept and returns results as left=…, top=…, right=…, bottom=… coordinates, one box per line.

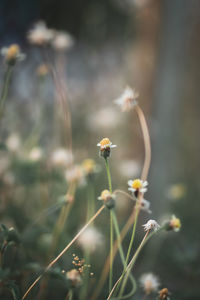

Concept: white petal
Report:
left=128, top=180, right=133, bottom=187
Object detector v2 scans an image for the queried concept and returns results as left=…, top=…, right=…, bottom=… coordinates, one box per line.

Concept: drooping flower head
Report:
left=114, top=86, right=139, bottom=112
left=140, top=273, right=160, bottom=295
left=1, top=44, right=25, bottom=65
left=142, top=219, right=160, bottom=232
left=158, top=288, right=170, bottom=300
left=97, top=138, right=116, bottom=159
left=98, top=189, right=115, bottom=209
left=128, top=178, right=148, bottom=197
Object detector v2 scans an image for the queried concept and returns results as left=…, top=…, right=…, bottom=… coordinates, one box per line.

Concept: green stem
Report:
left=125, top=200, right=139, bottom=266
left=118, top=227, right=163, bottom=298
left=67, top=289, right=73, bottom=300
left=105, top=158, right=112, bottom=193
left=0, top=65, right=13, bottom=119
left=109, top=210, right=114, bottom=292
left=111, top=210, right=137, bottom=298
left=80, top=249, right=90, bottom=300
left=86, top=181, right=95, bottom=221
left=104, top=157, right=114, bottom=292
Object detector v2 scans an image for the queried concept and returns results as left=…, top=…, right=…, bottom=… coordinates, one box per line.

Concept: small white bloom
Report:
left=128, top=179, right=148, bottom=194
left=52, top=31, right=74, bottom=51
left=142, top=219, right=160, bottom=232
left=51, top=148, right=73, bottom=167
left=140, top=273, right=160, bottom=295
left=114, top=86, right=139, bottom=112
left=77, top=226, right=103, bottom=253
left=6, top=134, right=21, bottom=152
left=65, top=165, right=85, bottom=185
left=29, top=147, right=43, bottom=162
left=27, top=21, right=55, bottom=45
left=97, top=138, right=117, bottom=150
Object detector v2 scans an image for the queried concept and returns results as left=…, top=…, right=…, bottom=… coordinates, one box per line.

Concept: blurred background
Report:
left=0, top=0, right=200, bottom=299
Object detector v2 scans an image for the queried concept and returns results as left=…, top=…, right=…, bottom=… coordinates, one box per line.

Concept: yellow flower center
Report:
left=171, top=217, right=181, bottom=229
left=132, top=179, right=142, bottom=189
left=101, top=189, right=111, bottom=201
left=6, top=44, right=20, bottom=60
left=99, top=138, right=111, bottom=148
left=82, top=159, right=95, bottom=174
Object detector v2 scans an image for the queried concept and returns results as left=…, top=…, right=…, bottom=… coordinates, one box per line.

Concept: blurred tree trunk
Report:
left=149, top=0, right=200, bottom=218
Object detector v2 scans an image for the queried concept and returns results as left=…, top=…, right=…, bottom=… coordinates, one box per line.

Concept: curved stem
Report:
left=22, top=205, right=105, bottom=300
left=135, top=105, right=151, bottom=181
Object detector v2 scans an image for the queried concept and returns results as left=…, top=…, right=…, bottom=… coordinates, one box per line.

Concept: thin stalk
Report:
left=109, top=210, right=114, bottom=292
left=105, top=158, right=112, bottom=193
left=0, top=65, right=13, bottom=119
left=117, top=226, right=163, bottom=299
left=104, top=158, right=114, bottom=292
left=66, top=289, right=73, bottom=300
left=107, top=231, right=150, bottom=300
left=48, top=183, right=76, bottom=259
left=124, top=199, right=139, bottom=266
left=80, top=249, right=90, bottom=300
left=111, top=210, right=137, bottom=298
left=22, top=205, right=105, bottom=300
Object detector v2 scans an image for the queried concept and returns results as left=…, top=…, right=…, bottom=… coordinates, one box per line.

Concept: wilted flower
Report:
left=6, top=134, right=21, bottom=152
left=128, top=178, right=148, bottom=197
left=65, top=165, right=84, bottom=185
left=166, top=215, right=181, bottom=232
left=158, top=288, right=170, bottom=300
left=27, top=21, right=55, bottom=45
left=52, top=31, right=74, bottom=51
left=77, top=226, right=103, bottom=253
left=140, top=273, right=160, bottom=295
left=1, top=44, right=25, bottom=65
left=36, top=64, right=49, bottom=77
left=140, top=198, right=152, bottom=214
left=66, top=269, right=82, bottom=287
left=51, top=148, right=73, bottom=167
left=97, top=138, right=116, bottom=159
left=142, top=219, right=160, bottom=232
left=98, top=189, right=115, bottom=209
left=29, top=147, right=43, bottom=162
left=114, top=86, right=139, bottom=112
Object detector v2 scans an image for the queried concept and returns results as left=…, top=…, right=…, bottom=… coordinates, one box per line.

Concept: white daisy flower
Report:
left=51, top=148, right=73, bottom=167
left=97, top=138, right=117, bottom=159
left=128, top=178, right=148, bottom=195
left=97, top=138, right=117, bottom=150
left=114, top=86, right=139, bottom=112
left=1, top=44, right=25, bottom=65
left=142, top=219, right=160, bottom=232
left=29, top=147, right=43, bottom=162
left=52, top=31, right=74, bottom=51
left=6, top=134, right=21, bottom=152
left=140, top=273, right=160, bottom=295
left=77, top=226, right=103, bottom=253
left=27, top=21, right=55, bottom=45
left=65, top=165, right=85, bottom=185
